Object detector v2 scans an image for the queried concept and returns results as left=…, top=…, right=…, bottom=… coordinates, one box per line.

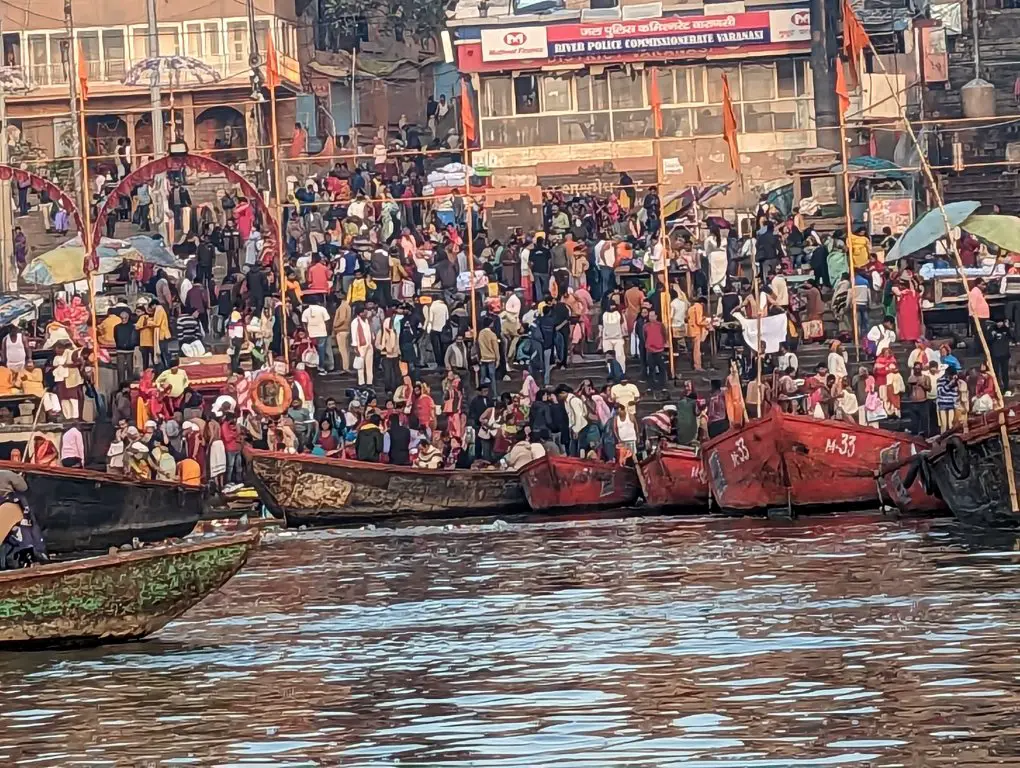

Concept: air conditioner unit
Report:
left=621, top=2, right=661, bottom=19
left=583, top=5, right=621, bottom=19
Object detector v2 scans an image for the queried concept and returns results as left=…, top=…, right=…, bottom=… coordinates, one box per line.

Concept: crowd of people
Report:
left=6, top=148, right=1018, bottom=487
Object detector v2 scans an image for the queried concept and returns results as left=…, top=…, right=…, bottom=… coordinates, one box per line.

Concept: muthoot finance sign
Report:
left=480, top=27, right=550, bottom=62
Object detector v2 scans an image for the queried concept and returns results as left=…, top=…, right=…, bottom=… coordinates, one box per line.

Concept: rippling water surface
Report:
left=3, top=515, right=1020, bottom=767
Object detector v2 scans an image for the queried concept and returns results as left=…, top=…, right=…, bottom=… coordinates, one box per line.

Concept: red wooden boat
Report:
left=520, top=454, right=640, bottom=511
left=636, top=445, right=710, bottom=509
left=702, top=409, right=943, bottom=513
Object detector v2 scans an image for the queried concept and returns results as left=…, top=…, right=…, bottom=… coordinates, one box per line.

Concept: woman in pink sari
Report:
left=892, top=280, right=923, bottom=343
left=442, top=374, right=466, bottom=441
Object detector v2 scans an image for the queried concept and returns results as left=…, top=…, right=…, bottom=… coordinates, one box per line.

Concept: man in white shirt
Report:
left=867, top=317, right=897, bottom=356
left=301, top=299, right=332, bottom=373
left=425, top=298, right=450, bottom=369
left=649, top=236, right=665, bottom=274
left=769, top=270, right=789, bottom=308
left=348, top=191, right=368, bottom=220
left=597, top=238, right=616, bottom=297
left=777, top=343, right=798, bottom=376
left=351, top=306, right=374, bottom=386
left=600, top=299, right=627, bottom=373
left=558, top=385, right=589, bottom=456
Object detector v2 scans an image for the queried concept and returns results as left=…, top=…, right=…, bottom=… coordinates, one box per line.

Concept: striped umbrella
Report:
left=122, top=56, right=222, bottom=87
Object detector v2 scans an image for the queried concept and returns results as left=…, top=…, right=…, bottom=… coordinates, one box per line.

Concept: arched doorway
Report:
left=90, top=153, right=278, bottom=255
left=195, top=106, right=247, bottom=165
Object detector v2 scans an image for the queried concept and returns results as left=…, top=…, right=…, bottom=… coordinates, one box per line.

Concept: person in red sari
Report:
left=31, top=436, right=58, bottom=466
left=412, top=382, right=437, bottom=433
left=291, top=362, right=315, bottom=407
left=892, top=280, right=923, bottom=343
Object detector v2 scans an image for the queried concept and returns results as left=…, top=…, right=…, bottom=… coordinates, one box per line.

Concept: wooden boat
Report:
left=243, top=446, right=527, bottom=527
left=702, top=409, right=942, bottom=513
left=636, top=445, right=710, bottom=509
left=520, top=454, right=640, bottom=511
left=0, top=460, right=203, bottom=556
left=921, top=412, right=1020, bottom=528
left=0, top=530, right=259, bottom=649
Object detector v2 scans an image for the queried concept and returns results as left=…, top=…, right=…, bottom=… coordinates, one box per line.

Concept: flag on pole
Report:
left=649, top=69, right=663, bottom=137
left=460, top=78, right=477, bottom=144
left=76, top=40, right=89, bottom=103
left=265, top=32, right=280, bottom=90
left=835, top=60, right=851, bottom=116
left=842, top=0, right=871, bottom=88
left=721, top=73, right=740, bottom=172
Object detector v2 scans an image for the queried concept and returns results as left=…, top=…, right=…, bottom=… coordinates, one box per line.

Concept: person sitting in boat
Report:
left=354, top=414, right=384, bottom=462
left=30, top=436, right=58, bottom=467
left=126, top=441, right=153, bottom=480
left=150, top=443, right=177, bottom=482
left=415, top=434, right=445, bottom=469
left=0, top=469, right=47, bottom=570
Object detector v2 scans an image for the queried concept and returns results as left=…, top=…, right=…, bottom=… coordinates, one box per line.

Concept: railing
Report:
left=14, top=50, right=300, bottom=90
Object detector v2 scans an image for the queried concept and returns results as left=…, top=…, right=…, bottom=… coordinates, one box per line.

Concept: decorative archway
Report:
left=0, top=166, right=85, bottom=236
left=91, top=154, right=277, bottom=258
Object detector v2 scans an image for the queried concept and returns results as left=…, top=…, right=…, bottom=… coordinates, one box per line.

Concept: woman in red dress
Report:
left=892, top=280, right=923, bottom=343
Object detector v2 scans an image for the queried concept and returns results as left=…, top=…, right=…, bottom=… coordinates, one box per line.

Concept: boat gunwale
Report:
left=243, top=445, right=521, bottom=480
left=0, top=529, right=260, bottom=585
left=0, top=459, right=202, bottom=492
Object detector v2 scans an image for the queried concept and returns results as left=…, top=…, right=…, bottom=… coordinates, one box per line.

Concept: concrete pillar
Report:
left=810, top=0, right=840, bottom=152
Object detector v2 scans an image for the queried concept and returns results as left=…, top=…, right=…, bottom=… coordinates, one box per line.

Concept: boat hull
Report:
left=0, top=530, right=259, bottom=649
left=244, top=447, right=527, bottom=526
left=0, top=460, right=203, bottom=556
left=520, top=455, right=640, bottom=511
left=704, top=410, right=940, bottom=512
left=637, top=447, right=709, bottom=509
left=926, top=417, right=1020, bottom=528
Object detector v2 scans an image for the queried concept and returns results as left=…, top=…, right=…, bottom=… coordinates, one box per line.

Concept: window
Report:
left=28, top=34, right=47, bottom=84
left=255, top=21, right=270, bottom=57
left=482, top=76, right=513, bottom=117
left=227, top=22, right=247, bottom=62
left=102, top=30, right=125, bottom=77
left=476, top=59, right=812, bottom=147
left=49, top=35, right=68, bottom=83
left=609, top=69, right=644, bottom=109
left=540, top=74, right=572, bottom=112
left=185, top=23, right=203, bottom=57
left=158, top=26, right=180, bottom=56
left=205, top=23, right=221, bottom=57
left=514, top=75, right=539, bottom=115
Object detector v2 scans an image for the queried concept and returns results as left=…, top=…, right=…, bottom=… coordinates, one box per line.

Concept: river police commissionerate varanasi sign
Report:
left=478, top=9, right=810, bottom=63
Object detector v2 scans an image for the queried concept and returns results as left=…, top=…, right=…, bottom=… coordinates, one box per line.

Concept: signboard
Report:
left=869, top=195, right=914, bottom=236
left=477, top=9, right=809, bottom=62
left=545, top=9, right=809, bottom=59
left=480, top=27, right=549, bottom=62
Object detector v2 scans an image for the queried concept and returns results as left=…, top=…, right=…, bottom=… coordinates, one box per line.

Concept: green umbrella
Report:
left=962, top=214, right=1020, bottom=253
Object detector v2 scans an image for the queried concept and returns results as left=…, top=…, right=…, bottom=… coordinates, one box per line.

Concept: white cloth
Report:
left=209, top=439, right=226, bottom=477
left=738, top=312, right=788, bottom=354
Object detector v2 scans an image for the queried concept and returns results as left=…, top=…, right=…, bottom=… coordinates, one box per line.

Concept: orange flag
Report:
left=76, top=40, right=89, bottom=103
left=649, top=68, right=663, bottom=137
left=835, top=60, right=850, bottom=117
left=842, top=0, right=871, bottom=88
left=265, top=32, right=280, bottom=90
left=460, top=78, right=477, bottom=144
left=721, top=73, right=739, bottom=172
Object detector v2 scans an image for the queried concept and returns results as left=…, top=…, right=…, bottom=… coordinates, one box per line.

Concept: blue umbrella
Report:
left=0, top=295, right=38, bottom=326
left=124, top=236, right=179, bottom=267
left=886, top=200, right=980, bottom=262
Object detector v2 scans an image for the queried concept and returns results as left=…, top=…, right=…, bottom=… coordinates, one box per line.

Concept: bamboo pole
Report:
left=269, top=81, right=289, bottom=366
left=839, top=111, right=862, bottom=364
left=652, top=140, right=675, bottom=380
left=74, top=57, right=101, bottom=386
left=749, top=238, right=763, bottom=418
left=863, top=41, right=1019, bottom=513
left=466, top=199, right=478, bottom=342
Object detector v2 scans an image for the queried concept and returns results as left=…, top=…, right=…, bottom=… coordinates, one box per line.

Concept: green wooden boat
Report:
left=0, top=530, right=259, bottom=649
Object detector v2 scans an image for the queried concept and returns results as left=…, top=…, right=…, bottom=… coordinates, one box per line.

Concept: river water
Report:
left=2, top=514, right=1020, bottom=767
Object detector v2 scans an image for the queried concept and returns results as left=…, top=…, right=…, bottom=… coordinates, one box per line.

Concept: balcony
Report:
left=12, top=51, right=300, bottom=95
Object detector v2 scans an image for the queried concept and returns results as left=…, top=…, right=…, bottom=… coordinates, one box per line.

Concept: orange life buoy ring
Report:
left=251, top=372, right=290, bottom=418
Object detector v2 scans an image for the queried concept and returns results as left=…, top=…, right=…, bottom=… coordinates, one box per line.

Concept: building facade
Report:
left=1, top=0, right=302, bottom=174
left=450, top=0, right=818, bottom=210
